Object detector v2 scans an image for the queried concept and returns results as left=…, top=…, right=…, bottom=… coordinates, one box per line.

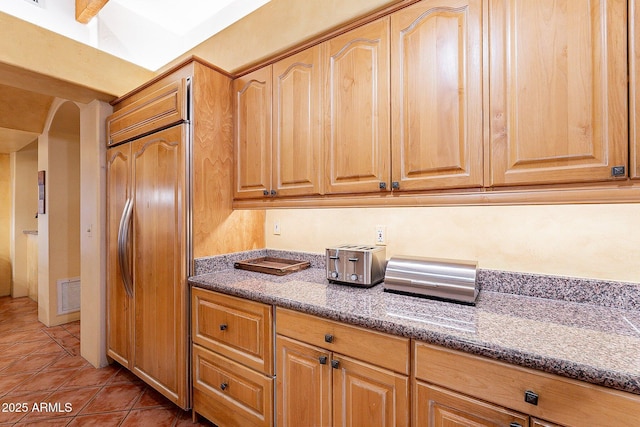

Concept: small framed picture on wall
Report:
left=38, top=170, right=45, bottom=215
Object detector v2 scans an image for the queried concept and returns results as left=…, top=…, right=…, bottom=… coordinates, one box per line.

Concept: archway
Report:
left=37, top=100, right=81, bottom=326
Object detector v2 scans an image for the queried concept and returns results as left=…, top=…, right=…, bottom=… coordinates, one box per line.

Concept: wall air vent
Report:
left=23, top=0, right=44, bottom=7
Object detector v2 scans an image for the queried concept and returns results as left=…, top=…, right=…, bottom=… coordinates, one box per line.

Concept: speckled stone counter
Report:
left=189, top=250, right=640, bottom=396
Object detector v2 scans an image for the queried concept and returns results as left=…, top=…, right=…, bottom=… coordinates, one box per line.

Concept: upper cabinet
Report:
left=324, top=18, right=391, bottom=194
left=391, top=0, right=484, bottom=191
left=489, top=0, right=628, bottom=186
left=235, top=47, right=324, bottom=199
left=107, top=79, right=187, bottom=147
left=631, top=0, right=640, bottom=180
left=232, top=0, right=636, bottom=206
left=272, top=46, right=324, bottom=197
left=234, top=67, right=272, bottom=199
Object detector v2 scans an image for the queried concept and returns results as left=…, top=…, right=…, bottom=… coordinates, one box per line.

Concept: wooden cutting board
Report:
left=234, top=257, right=310, bottom=276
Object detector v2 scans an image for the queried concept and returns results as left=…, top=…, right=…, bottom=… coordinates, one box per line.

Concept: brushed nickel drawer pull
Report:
left=524, top=390, right=538, bottom=405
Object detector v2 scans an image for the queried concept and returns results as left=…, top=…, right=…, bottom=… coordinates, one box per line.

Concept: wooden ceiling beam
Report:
left=75, top=0, right=109, bottom=24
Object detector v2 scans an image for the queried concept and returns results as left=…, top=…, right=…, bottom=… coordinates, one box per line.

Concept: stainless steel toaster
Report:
left=326, top=244, right=386, bottom=287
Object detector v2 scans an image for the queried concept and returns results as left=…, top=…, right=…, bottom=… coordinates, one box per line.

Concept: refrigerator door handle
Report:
left=117, top=198, right=134, bottom=298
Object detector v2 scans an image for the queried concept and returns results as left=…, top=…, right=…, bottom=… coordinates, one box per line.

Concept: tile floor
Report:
left=0, top=296, right=214, bottom=426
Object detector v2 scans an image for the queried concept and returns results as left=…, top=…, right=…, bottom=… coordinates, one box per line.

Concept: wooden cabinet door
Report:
left=489, top=0, right=627, bottom=186
left=234, top=67, right=272, bottom=198
left=332, top=354, right=409, bottom=427
left=106, top=144, right=132, bottom=368
left=107, top=79, right=187, bottom=146
left=414, top=382, right=529, bottom=427
left=391, top=0, right=483, bottom=191
left=131, top=125, right=188, bottom=408
left=273, top=46, right=324, bottom=196
left=324, top=17, right=391, bottom=194
left=276, top=335, right=331, bottom=427
left=631, top=0, right=640, bottom=180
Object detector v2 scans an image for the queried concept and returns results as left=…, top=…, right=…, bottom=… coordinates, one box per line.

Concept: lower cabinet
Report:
left=193, top=345, right=273, bottom=427
left=413, top=342, right=640, bottom=427
left=276, top=308, right=410, bottom=427
left=190, top=288, right=640, bottom=427
left=192, top=288, right=274, bottom=427
left=276, top=336, right=331, bottom=426
left=415, top=382, right=529, bottom=427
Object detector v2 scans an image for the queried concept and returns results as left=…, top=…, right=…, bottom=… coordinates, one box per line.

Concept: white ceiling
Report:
left=0, top=0, right=270, bottom=70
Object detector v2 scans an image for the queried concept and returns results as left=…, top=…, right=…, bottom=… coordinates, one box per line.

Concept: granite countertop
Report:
left=189, top=253, right=640, bottom=396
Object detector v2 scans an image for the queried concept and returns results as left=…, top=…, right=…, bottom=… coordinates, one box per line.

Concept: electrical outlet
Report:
left=375, top=225, right=386, bottom=245
left=273, top=221, right=281, bottom=235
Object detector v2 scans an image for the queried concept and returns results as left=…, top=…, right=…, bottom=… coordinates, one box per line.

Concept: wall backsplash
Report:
left=263, top=204, right=640, bottom=283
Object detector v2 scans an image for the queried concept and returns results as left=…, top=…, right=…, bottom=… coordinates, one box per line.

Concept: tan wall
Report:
left=168, top=0, right=402, bottom=73
left=0, top=12, right=153, bottom=98
left=0, top=154, right=11, bottom=295
left=38, top=100, right=81, bottom=326
left=79, top=100, right=111, bottom=368
left=9, top=141, right=38, bottom=298
left=48, top=133, right=81, bottom=281
left=265, top=204, right=640, bottom=283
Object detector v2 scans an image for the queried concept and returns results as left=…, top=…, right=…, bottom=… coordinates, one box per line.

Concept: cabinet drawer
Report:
left=192, top=288, right=273, bottom=375
left=414, top=342, right=640, bottom=427
left=276, top=308, right=409, bottom=374
left=193, top=345, right=273, bottom=427
left=415, top=381, right=528, bottom=427
left=107, top=79, right=187, bottom=146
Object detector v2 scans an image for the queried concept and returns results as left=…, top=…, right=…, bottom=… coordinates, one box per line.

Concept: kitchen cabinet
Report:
left=390, top=0, right=484, bottom=191
left=415, top=382, right=529, bottom=426
left=272, top=45, right=324, bottom=196
left=276, top=335, right=331, bottom=427
left=414, top=342, right=640, bottom=427
left=107, top=79, right=187, bottom=147
left=489, top=0, right=628, bottom=186
left=106, top=124, right=188, bottom=408
left=234, top=67, right=273, bottom=199
left=631, top=0, right=640, bottom=180
left=276, top=308, right=410, bottom=427
left=231, top=0, right=639, bottom=208
left=323, top=17, right=391, bottom=194
left=235, top=45, right=324, bottom=199
left=192, top=288, right=273, bottom=427
left=107, top=58, right=261, bottom=410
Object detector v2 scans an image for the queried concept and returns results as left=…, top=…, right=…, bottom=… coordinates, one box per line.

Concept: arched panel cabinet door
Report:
left=272, top=45, right=324, bottom=197
left=324, top=17, right=391, bottom=195
left=489, top=0, right=628, bottom=186
left=130, top=124, right=188, bottom=409
left=234, top=67, right=273, bottom=199
left=391, top=0, right=484, bottom=192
